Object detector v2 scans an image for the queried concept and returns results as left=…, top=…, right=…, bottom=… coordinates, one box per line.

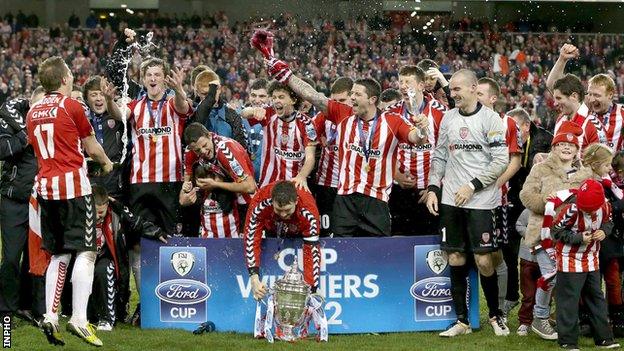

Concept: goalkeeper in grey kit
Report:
left=426, top=69, right=510, bottom=337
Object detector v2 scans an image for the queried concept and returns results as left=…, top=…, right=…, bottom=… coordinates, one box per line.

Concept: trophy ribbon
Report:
left=264, top=293, right=275, bottom=343
left=254, top=301, right=264, bottom=338
left=303, top=295, right=329, bottom=341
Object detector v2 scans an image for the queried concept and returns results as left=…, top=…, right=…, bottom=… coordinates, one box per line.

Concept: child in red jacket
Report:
left=551, top=179, right=619, bottom=350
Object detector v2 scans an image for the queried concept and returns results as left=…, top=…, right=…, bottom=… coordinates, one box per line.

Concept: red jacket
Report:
left=244, top=182, right=321, bottom=289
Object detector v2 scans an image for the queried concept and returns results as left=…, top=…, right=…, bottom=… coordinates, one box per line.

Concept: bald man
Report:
left=427, top=69, right=510, bottom=337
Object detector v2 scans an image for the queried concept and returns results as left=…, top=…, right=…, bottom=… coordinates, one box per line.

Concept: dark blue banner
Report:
left=141, top=236, right=480, bottom=333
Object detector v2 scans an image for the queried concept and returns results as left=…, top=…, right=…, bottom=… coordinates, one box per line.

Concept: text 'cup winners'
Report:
left=254, top=259, right=328, bottom=342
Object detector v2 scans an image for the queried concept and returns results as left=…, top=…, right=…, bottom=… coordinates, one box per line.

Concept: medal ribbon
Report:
left=596, top=104, right=613, bottom=145
left=357, top=112, right=379, bottom=164
left=146, top=94, right=167, bottom=140
left=326, top=123, right=337, bottom=146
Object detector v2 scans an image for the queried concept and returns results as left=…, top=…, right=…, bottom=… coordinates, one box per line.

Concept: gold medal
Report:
left=365, top=164, right=371, bottom=172
left=151, top=134, right=157, bottom=143
left=250, top=154, right=256, bottom=161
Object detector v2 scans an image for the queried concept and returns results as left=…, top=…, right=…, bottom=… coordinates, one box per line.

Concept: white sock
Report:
left=45, top=253, right=71, bottom=323
left=130, top=246, right=141, bottom=296
left=68, top=251, right=96, bottom=327
left=496, top=260, right=508, bottom=309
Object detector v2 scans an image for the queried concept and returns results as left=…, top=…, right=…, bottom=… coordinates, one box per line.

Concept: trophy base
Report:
left=276, top=325, right=298, bottom=342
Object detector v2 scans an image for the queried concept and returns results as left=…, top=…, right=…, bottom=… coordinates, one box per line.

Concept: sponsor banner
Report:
left=141, top=236, right=479, bottom=333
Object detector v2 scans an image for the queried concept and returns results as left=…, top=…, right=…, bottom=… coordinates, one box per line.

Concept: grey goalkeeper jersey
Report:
left=429, top=103, right=509, bottom=210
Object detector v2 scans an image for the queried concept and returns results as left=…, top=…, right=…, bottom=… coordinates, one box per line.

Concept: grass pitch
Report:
left=8, top=294, right=586, bottom=351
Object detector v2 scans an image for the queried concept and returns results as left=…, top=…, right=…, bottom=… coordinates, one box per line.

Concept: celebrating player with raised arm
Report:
left=546, top=44, right=599, bottom=152
left=240, top=81, right=317, bottom=191
left=250, top=30, right=427, bottom=237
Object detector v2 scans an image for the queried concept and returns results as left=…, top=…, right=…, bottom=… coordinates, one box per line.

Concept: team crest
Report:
left=566, top=133, right=574, bottom=142
left=281, top=133, right=289, bottom=145
left=460, top=127, right=469, bottom=139
left=426, top=249, right=448, bottom=275
left=108, top=119, right=116, bottom=129
left=171, top=251, right=195, bottom=277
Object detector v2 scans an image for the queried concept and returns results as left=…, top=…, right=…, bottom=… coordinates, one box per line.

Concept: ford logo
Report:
left=410, top=277, right=452, bottom=303
left=155, top=279, right=211, bottom=305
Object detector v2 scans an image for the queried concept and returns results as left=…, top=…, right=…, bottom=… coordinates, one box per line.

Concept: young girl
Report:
left=520, top=121, right=592, bottom=340
left=583, top=143, right=624, bottom=336
left=549, top=179, right=619, bottom=350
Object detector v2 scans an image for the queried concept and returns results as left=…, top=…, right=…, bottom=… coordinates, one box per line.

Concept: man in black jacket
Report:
left=88, top=185, right=168, bottom=331
left=82, top=75, right=127, bottom=200
left=0, top=86, right=45, bottom=324
left=191, top=68, right=247, bottom=149
left=505, top=108, right=553, bottom=319
left=507, top=107, right=554, bottom=196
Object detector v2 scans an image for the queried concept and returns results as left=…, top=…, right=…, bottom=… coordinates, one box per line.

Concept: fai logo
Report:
left=426, top=250, right=448, bottom=275
left=171, top=251, right=195, bottom=277
left=460, top=127, right=469, bottom=139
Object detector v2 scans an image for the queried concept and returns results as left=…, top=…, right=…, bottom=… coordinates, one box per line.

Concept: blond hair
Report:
left=194, top=70, right=220, bottom=94
left=588, top=74, right=616, bottom=95
left=38, top=56, right=69, bottom=92
left=582, top=143, right=613, bottom=174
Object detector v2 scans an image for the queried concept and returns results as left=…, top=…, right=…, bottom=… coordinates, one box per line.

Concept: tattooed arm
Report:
left=288, top=75, right=329, bottom=114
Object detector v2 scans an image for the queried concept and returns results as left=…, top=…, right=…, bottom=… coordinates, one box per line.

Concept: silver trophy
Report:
left=273, top=260, right=310, bottom=341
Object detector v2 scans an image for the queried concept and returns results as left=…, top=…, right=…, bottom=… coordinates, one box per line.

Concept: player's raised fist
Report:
left=250, top=29, right=274, bottom=59
left=266, top=57, right=292, bottom=83
left=559, top=43, right=579, bottom=61
left=124, top=28, right=137, bottom=43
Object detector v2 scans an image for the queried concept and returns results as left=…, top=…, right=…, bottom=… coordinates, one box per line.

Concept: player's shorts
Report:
left=38, top=195, right=96, bottom=255
left=439, top=204, right=498, bottom=254
left=315, top=185, right=338, bottom=237
left=332, top=193, right=391, bottom=237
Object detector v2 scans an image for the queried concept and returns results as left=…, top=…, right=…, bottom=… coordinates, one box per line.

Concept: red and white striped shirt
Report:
left=553, top=103, right=600, bottom=151
left=249, top=108, right=317, bottom=187
left=184, top=133, right=255, bottom=204
left=200, top=196, right=239, bottom=238
left=553, top=202, right=611, bottom=272
left=27, top=93, right=93, bottom=200
left=313, top=112, right=339, bottom=188
left=128, top=95, right=192, bottom=184
left=590, top=103, right=624, bottom=151
left=500, top=114, right=523, bottom=206
left=326, top=100, right=414, bottom=202
left=386, top=99, right=446, bottom=189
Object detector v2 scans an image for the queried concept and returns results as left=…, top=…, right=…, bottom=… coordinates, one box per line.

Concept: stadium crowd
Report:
left=2, top=10, right=624, bottom=351
left=2, top=12, right=624, bottom=128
